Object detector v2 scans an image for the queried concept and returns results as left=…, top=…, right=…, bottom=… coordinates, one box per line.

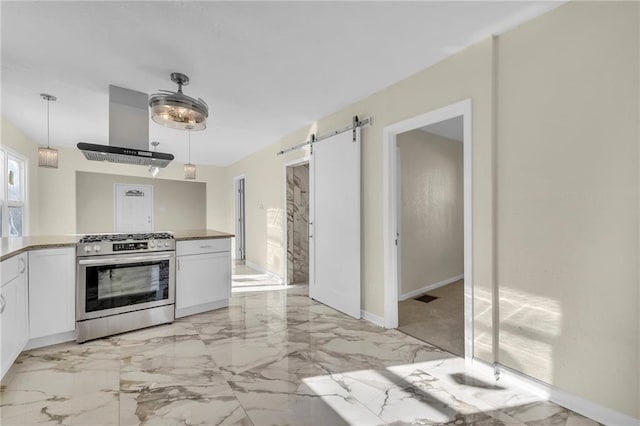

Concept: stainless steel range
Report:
left=76, top=232, right=176, bottom=342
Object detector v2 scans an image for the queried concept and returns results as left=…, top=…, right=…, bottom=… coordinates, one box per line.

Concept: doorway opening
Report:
left=396, top=117, right=465, bottom=356
left=383, top=99, right=473, bottom=361
left=233, top=175, right=246, bottom=261
left=285, top=160, right=310, bottom=287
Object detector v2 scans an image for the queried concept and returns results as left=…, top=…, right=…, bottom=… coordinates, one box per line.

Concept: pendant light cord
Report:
left=188, top=130, right=192, bottom=164
left=46, top=98, right=50, bottom=149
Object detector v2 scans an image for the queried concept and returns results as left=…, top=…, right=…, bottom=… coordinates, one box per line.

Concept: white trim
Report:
left=24, top=330, right=77, bottom=351
left=175, top=299, right=229, bottom=319
left=399, top=274, right=464, bottom=301
left=470, top=359, right=640, bottom=426
left=383, top=99, right=473, bottom=363
left=232, top=174, right=246, bottom=261
left=282, top=156, right=310, bottom=286
left=244, top=260, right=284, bottom=284
left=360, top=310, right=385, bottom=328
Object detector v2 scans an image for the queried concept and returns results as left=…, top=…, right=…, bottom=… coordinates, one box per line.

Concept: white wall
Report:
left=397, top=129, right=463, bottom=297
left=496, top=1, right=639, bottom=415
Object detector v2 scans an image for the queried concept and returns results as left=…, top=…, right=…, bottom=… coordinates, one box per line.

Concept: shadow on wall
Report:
left=474, top=285, right=563, bottom=384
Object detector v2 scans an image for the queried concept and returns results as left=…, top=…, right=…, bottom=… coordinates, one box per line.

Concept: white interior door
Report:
left=310, top=128, right=361, bottom=318
left=114, top=184, right=153, bottom=233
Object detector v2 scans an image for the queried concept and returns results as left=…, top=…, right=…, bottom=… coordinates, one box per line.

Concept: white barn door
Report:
left=310, top=128, right=361, bottom=318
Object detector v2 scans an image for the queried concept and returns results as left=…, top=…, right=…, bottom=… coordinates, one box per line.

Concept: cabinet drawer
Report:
left=1, top=253, right=27, bottom=287
left=176, top=238, right=230, bottom=256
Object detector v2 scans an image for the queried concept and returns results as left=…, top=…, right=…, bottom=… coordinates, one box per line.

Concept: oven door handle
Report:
left=78, top=254, right=174, bottom=266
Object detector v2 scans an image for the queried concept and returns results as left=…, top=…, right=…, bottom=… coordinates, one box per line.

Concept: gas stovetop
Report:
left=77, top=232, right=175, bottom=256
left=78, top=232, right=174, bottom=243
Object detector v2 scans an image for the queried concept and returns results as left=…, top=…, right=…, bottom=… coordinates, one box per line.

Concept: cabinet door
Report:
left=176, top=251, right=231, bottom=310
left=28, top=248, right=76, bottom=339
left=1, top=254, right=28, bottom=379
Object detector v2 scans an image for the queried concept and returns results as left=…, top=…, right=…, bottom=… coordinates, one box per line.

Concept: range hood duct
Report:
left=77, top=85, right=174, bottom=167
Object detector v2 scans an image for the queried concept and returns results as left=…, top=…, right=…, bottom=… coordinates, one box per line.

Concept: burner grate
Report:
left=79, top=232, right=175, bottom=243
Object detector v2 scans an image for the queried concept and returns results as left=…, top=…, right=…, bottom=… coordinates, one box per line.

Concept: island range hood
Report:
left=77, top=85, right=174, bottom=167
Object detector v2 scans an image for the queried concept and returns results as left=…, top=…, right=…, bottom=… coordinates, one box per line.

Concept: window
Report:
left=0, top=148, right=27, bottom=237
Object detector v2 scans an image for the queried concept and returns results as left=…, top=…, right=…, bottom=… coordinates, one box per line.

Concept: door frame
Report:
left=232, top=174, right=246, bottom=261
left=383, top=98, right=473, bottom=361
left=282, top=156, right=310, bottom=286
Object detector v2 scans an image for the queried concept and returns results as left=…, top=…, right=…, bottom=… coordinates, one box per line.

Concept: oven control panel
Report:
left=77, top=233, right=176, bottom=256
left=114, top=242, right=148, bottom=252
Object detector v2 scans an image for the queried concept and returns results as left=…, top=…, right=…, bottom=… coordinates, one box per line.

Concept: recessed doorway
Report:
left=285, top=160, right=310, bottom=286
left=383, top=99, right=473, bottom=361
left=395, top=116, right=464, bottom=356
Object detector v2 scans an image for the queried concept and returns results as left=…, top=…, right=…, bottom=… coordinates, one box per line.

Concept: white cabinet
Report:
left=28, top=247, right=76, bottom=340
left=176, top=238, right=231, bottom=318
left=1, top=253, right=28, bottom=379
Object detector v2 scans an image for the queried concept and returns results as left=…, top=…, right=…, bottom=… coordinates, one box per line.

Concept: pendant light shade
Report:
left=38, top=147, right=59, bottom=168
left=149, top=73, right=208, bottom=131
left=148, top=141, right=160, bottom=177
left=38, top=94, right=58, bottom=168
left=184, top=163, right=196, bottom=180
left=184, top=128, right=196, bottom=180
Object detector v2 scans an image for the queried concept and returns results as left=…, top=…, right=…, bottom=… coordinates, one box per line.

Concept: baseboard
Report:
left=399, top=274, right=463, bottom=301
left=361, top=310, right=385, bottom=327
left=175, top=299, right=229, bottom=319
left=25, top=330, right=77, bottom=350
left=470, top=359, right=640, bottom=426
left=244, top=261, right=284, bottom=284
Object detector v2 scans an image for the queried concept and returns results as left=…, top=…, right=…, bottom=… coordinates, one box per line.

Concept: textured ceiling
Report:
left=1, top=1, right=561, bottom=166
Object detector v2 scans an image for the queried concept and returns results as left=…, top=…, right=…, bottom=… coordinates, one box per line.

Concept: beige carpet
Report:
left=398, top=280, right=464, bottom=356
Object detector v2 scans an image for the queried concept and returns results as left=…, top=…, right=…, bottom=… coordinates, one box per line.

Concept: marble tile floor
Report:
left=231, top=261, right=288, bottom=293
left=397, top=281, right=464, bottom=357
left=1, top=283, right=600, bottom=425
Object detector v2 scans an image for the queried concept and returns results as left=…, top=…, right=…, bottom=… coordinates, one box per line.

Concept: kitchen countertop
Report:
left=0, top=235, right=80, bottom=261
left=0, top=229, right=234, bottom=262
left=173, top=229, right=235, bottom=241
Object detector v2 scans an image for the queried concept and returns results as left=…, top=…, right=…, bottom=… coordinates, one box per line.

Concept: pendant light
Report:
left=184, top=127, right=196, bottom=180
left=149, top=73, right=208, bottom=131
left=38, top=94, right=58, bottom=168
left=148, top=141, right=161, bottom=177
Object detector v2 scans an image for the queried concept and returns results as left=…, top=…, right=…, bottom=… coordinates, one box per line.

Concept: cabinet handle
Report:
left=177, top=259, right=180, bottom=271
left=199, top=245, right=212, bottom=249
left=0, top=294, right=6, bottom=314
left=18, top=257, right=26, bottom=274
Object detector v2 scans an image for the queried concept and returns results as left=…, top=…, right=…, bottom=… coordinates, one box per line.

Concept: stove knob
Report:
left=84, top=246, right=92, bottom=253
left=164, top=242, right=169, bottom=247
left=94, top=245, right=101, bottom=252
left=149, top=241, right=156, bottom=248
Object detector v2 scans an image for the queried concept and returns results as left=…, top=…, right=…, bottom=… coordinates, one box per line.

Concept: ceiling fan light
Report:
left=149, top=73, right=208, bottom=131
